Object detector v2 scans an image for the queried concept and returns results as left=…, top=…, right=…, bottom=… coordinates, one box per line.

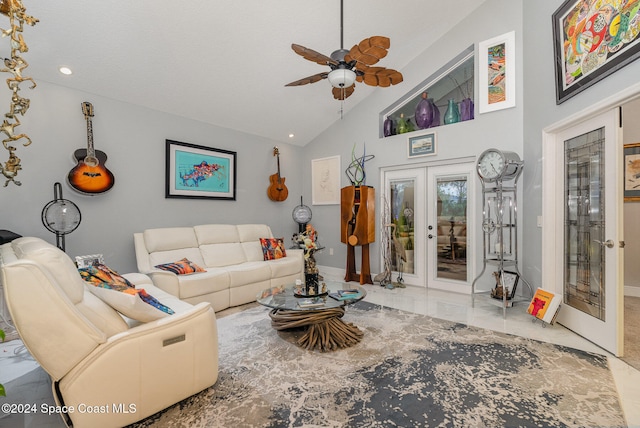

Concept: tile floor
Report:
left=1, top=283, right=639, bottom=427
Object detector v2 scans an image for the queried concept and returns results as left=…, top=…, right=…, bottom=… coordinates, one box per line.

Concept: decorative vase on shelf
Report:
left=406, top=118, right=415, bottom=133
left=396, top=113, right=409, bottom=134
left=443, top=99, right=460, bottom=124
left=459, top=98, right=474, bottom=121
left=432, top=101, right=441, bottom=127
left=415, top=92, right=438, bottom=129
left=383, top=116, right=395, bottom=137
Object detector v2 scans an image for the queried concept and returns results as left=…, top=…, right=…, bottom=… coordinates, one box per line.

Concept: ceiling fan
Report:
left=285, top=0, right=403, bottom=101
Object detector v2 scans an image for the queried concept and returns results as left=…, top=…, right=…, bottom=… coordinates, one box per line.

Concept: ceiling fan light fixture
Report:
left=328, top=68, right=356, bottom=88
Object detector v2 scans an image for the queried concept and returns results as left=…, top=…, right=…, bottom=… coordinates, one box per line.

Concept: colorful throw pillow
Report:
left=78, top=263, right=174, bottom=322
left=154, top=258, right=206, bottom=275
left=260, top=238, right=287, bottom=261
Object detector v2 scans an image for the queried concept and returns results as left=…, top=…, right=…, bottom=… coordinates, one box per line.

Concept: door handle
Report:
left=593, top=239, right=614, bottom=248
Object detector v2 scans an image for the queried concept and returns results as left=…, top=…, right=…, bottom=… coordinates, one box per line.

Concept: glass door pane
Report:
left=564, top=127, right=605, bottom=321
left=427, top=162, right=474, bottom=293
left=551, top=109, right=622, bottom=356
left=382, top=167, right=426, bottom=287
left=390, top=179, right=415, bottom=275
left=435, top=176, right=468, bottom=281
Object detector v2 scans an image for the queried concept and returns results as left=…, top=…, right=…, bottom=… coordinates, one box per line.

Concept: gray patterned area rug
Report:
left=130, top=302, right=624, bottom=428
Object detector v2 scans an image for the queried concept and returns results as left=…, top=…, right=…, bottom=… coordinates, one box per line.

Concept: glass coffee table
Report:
left=256, top=280, right=367, bottom=352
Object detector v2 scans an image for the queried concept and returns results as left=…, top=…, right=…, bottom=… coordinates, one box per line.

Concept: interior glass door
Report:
left=382, top=168, right=426, bottom=286
left=554, top=109, right=623, bottom=356
left=427, top=163, right=474, bottom=293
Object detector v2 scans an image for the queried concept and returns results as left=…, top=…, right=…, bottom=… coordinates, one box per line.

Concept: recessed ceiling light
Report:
left=288, top=133, right=294, bottom=138
left=59, top=66, right=73, bottom=75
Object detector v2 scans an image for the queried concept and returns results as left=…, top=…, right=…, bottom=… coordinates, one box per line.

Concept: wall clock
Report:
left=477, top=149, right=521, bottom=182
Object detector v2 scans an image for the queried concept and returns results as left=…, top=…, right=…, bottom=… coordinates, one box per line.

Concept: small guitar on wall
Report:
left=267, top=146, right=288, bottom=202
left=67, top=101, right=115, bottom=194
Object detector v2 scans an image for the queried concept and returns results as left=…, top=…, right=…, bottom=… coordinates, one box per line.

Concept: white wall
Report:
left=522, top=1, right=640, bottom=292
left=3, top=0, right=638, bottom=291
left=0, top=82, right=304, bottom=273
left=304, top=0, right=524, bottom=292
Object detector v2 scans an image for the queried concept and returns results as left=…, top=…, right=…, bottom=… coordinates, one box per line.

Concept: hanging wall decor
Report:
left=553, top=0, right=640, bottom=104
left=478, top=31, right=516, bottom=114
left=0, top=0, right=38, bottom=187
left=311, top=155, right=341, bottom=205
left=407, top=132, right=437, bottom=158
left=165, top=139, right=237, bottom=200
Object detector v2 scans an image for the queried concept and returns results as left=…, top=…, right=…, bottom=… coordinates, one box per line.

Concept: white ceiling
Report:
left=22, top=0, right=486, bottom=146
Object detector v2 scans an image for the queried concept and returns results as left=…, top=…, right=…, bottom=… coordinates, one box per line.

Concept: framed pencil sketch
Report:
left=407, top=132, right=436, bottom=158
left=165, top=139, right=236, bottom=200
left=311, top=155, right=340, bottom=205
left=624, top=143, right=640, bottom=201
left=478, top=31, right=516, bottom=113
left=553, top=0, right=640, bottom=104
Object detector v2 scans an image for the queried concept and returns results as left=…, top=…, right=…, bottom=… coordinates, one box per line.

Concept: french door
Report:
left=382, top=168, right=426, bottom=286
left=381, top=161, right=474, bottom=291
left=427, top=164, right=474, bottom=293
left=547, top=109, right=624, bottom=356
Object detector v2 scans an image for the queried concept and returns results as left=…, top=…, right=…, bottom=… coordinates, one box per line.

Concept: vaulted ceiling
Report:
left=21, top=0, right=486, bottom=146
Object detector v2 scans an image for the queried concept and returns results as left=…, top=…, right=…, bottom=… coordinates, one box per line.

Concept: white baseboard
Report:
left=625, top=285, right=640, bottom=298
left=318, top=265, right=346, bottom=281
left=320, top=265, right=640, bottom=298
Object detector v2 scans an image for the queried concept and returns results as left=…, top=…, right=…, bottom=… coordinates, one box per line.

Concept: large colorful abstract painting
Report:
left=553, top=0, right=640, bottom=104
left=165, top=139, right=236, bottom=200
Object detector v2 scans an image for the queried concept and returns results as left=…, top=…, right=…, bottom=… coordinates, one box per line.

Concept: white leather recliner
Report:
left=0, top=237, right=218, bottom=428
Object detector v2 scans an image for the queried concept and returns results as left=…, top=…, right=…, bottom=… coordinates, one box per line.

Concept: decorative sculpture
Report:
left=373, top=195, right=393, bottom=287
left=341, top=184, right=375, bottom=285
left=345, top=143, right=374, bottom=186
left=341, top=143, right=376, bottom=285
left=0, top=0, right=37, bottom=187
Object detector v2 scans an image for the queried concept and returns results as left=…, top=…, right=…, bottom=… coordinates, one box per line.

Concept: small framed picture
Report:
left=407, top=132, right=436, bottom=158
left=624, top=143, right=640, bottom=202
left=492, top=270, right=519, bottom=300
left=75, top=254, right=104, bottom=268
left=478, top=31, right=516, bottom=113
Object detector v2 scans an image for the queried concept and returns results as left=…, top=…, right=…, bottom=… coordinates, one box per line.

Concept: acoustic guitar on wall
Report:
left=267, top=146, right=288, bottom=202
left=67, top=102, right=115, bottom=194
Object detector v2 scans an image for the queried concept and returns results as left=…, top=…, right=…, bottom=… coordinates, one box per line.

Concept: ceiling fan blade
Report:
left=285, top=72, right=329, bottom=87
left=344, top=36, right=390, bottom=66
left=332, top=84, right=355, bottom=100
left=357, top=67, right=403, bottom=87
left=291, top=44, right=338, bottom=66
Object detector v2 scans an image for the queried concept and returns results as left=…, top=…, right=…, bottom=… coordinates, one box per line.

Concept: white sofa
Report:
left=134, top=224, right=304, bottom=312
left=0, top=237, right=218, bottom=428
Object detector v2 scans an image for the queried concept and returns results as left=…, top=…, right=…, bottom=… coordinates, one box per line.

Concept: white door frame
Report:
left=380, top=156, right=476, bottom=289
left=542, top=84, right=640, bottom=283
left=542, top=83, right=640, bottom=356
left=381, top=167, right=427, bottom=287
left=426, top=162, right=476, bottom=294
